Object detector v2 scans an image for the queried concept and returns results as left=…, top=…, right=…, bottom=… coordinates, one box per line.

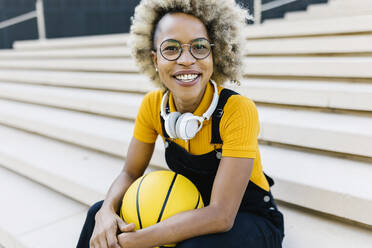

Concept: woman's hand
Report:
left=89, top=137, right=155, bottom=247
left=117, top=232, right=135, bottom=248
left=90, top=207, right=135, bottom=248
left=118, top=231, right=153, bottom=248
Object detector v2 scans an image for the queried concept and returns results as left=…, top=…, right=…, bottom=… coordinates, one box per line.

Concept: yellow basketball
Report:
left=120, top=170, right=204, bottom=247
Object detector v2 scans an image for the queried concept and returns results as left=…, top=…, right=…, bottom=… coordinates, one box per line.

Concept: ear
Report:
left=151, top=51, right=158, bottom=71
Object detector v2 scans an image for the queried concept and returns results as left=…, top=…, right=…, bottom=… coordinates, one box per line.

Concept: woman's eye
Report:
left=195, top=44, right=206, bottom=49
left=164, top=46, right=178, bottom=51
left=193, top=42, right=208, bottom=50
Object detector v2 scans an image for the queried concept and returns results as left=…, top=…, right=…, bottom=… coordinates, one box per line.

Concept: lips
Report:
left=172, top=70, right=202, bottom=87
left=173, top=70, right=201, bottom=77
left=173, top=74, right=201, bottom=87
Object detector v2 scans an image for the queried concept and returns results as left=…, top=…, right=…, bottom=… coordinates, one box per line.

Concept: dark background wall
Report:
left=0, top=0, right=144, bottom=49
left=0, top=0, right=327, bottom=49
left=0, top=0, right=37, bottom=49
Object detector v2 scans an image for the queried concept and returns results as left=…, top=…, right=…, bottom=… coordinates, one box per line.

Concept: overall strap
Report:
left=211, top=88, right=239, bottom=144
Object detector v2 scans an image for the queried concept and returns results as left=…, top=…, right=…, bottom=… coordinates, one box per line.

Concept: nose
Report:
left=177, top=45, right=196, bottom=66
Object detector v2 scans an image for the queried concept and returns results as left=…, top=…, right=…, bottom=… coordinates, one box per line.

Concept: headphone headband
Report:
left=160, top=80, right=219, bottom=140
left=203, top=80, right=219, bottom=120
left=160, top=80, right=218, bottom=120
left=160, top=90, right=169, bottom=119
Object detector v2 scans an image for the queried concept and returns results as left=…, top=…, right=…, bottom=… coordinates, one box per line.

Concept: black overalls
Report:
left=162, top=89, right=285, bottom=248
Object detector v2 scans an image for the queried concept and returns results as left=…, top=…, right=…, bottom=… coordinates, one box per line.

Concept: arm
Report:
left=90, top=137, right=155, bottom=248
left=118, top=156, right=254, bottom=248
left=101, top=137, right=155, bottom=212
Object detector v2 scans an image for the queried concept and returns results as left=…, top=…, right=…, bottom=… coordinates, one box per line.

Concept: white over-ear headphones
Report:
left=160, top=80, right=219, bottom=140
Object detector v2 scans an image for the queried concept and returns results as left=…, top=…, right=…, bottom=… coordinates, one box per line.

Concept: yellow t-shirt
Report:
left=134, top=82, right=270, bottom=192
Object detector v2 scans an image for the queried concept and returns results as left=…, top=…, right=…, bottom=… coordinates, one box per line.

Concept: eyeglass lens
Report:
left=160, top=38, right=212, bottom=60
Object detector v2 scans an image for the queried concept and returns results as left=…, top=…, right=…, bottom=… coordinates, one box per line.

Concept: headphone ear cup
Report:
left=165, top=112, right=181, bottom=138
left=175, top=113, right=199, bottom=140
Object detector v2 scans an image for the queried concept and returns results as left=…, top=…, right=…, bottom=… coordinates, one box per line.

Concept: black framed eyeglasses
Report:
left=157, top=38, right=214, bottom=61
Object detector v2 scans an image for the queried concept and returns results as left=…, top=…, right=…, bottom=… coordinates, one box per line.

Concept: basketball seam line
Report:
left=194, top=193, right=201, bottom=209
left=157, top=173, right=178, bottom=223
left=136, top=175, right=147, bottom=229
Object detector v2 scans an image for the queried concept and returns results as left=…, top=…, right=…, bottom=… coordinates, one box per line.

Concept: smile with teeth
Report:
left=175, top=74, right=199, bottom=82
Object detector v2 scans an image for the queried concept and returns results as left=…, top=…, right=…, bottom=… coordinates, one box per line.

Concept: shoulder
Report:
left=143, top=89, right=164, bottom=103
left=219, top=90, right=259, bottom=132
left=219, top=90, right=260, bottom=140
left=222, top=90, right=258, bottom=116
left=137, top=89, right=164, bottom=119
left=140, top=89, right=164, bottom=109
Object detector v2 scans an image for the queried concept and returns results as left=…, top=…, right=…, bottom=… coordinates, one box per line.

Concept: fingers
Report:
left=90, top=228, right=97, bottom=248
left=91, top=235, right=108, bottom=248
left=90, top=210, right=127, bottom=248
left=89, top=229, right=100, bottom=248
left=90, top=225, right=109, bottom=248
left=116, top=216, right=128, bottom=232
left=118, top=221, right=136, bottom=233
left=106, top=229, right=121, bottom=248
left=116, top=216, right=135, bottom=233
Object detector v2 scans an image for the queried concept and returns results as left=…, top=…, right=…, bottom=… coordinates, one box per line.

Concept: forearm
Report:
left=101, top=171, right=136, bottom=213
left=102, top=137, right=154, bottom=213
left=119, top=205, right=229, bottom=248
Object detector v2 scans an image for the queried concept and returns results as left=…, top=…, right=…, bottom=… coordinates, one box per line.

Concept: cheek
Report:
left=157, top=63, right=174, bottom=88
left=203, top=57, right=214, bottom=75
left=157, top=61, right=172, bottom=77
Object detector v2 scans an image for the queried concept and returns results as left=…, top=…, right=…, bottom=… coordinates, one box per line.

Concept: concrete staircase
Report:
left=260, top=0, right=328, bottom=23
left=1, top=16, right=372, bottom=247
left=280, top=0, right=372, bottom=22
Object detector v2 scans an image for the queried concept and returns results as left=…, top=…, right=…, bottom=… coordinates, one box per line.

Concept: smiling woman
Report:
left=131, top=0, right=246, bottom=88
left=151, top=13, right=214, bottom=113
left=76, top=1, right=285, bottom=248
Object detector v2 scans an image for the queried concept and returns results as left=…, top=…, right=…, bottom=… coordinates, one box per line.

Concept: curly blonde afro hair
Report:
left=130, top=0, right=249, bottom=87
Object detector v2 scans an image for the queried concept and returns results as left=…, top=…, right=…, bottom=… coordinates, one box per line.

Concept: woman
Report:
left=77, top=0, right=284, bottom=247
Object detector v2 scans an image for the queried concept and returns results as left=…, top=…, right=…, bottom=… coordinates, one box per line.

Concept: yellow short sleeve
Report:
left=220, top=95, right=260, bottom=158
left=133, top=90, right=162, bottom=144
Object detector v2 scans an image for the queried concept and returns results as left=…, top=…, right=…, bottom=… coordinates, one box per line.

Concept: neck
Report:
left=172, top=87, right=206, bottom=114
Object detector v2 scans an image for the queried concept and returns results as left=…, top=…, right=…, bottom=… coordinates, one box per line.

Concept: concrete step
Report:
left=279, top=203, right=372, bottom=248
left=1, top=77, right=372, bottom=113
left=247, top=15, right=372, bottom=38
left=2, top=57, right=372, bottom=79
left=257, top=105, right=372, bottom=158
left=0, top=98, right=166, bottom=167
left=227, top=79, right=372, bottom=111
left=327, top=0, right=372, bottom=9
left=284, top=0, right=372, bottom=21
left=0, top=166, right=87, bottom=248
left=261, top=145, right=372, bottom=226
left=0, top=46, right=131, bottom=59
left=0, top=82, right=144, bottom=119
left=0, top=91, right=371, bottom=158
left=0, top=58, right=137, bottom=73
left=285, top=6, right=372, bottom=21
left=13, top=33, right=129, bottom=50
left=0, top=114, right=371, bottom=229
left=0, top=69, right=155, bottom=93
left=245, top=34, right=372, bottom=55
left=244, top=56, right=372, bottom=78
left=0, top=124, right=155, bottom=206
